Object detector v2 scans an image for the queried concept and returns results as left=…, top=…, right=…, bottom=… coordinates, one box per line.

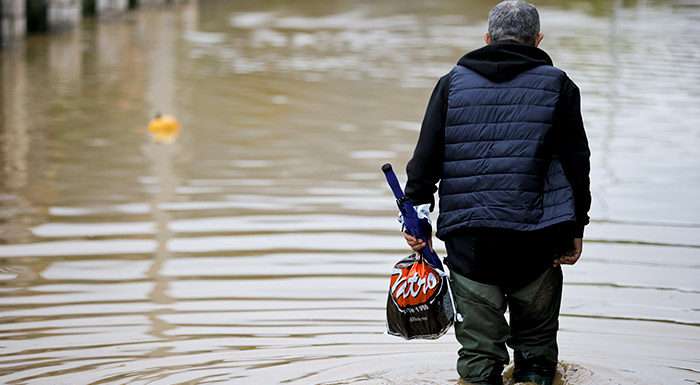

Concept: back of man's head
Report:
left=488, top=0, right=540, bottom=46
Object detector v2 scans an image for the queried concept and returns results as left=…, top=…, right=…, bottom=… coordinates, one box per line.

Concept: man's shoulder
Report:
left=529, top=65, right=581, bottom=95
left=546, top=65, right=580, bottom=87
left=521, top=65, right=569, bottom=82
left=552, top=68, right=580, bottom=94
left=431, top=71, right=454, bottom=99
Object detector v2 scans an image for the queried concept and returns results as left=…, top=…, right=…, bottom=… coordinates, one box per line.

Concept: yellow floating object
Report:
left=147, top=114, right=180, bottom=143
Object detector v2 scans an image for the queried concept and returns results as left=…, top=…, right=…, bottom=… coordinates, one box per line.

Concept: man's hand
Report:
left=553, top=238, right=583, bottom=267
left=403, top=232, right=431, bottom=252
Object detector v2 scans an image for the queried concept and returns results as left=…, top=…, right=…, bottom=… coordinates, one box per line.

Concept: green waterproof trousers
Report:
left=449, top=266, right=563, bottom=385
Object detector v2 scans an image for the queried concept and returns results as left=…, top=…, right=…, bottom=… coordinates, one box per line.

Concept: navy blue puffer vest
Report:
left=436, top=64, right=576, bottom=239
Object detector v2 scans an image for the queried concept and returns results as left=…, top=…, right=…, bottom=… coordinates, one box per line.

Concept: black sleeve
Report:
left=556, top=76, right=592, bottom=237
left=404, top=73, right=450, bottom=210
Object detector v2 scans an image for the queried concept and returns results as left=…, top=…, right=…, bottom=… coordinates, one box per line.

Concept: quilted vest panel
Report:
left=436, top=65, right=576, bottom=239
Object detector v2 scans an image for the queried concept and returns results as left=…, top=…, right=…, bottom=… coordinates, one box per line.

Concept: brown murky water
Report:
left=1, top=0, right=699, bottom=384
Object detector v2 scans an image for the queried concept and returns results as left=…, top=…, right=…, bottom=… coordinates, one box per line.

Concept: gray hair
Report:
left=488, top=0, right=540, bottom=46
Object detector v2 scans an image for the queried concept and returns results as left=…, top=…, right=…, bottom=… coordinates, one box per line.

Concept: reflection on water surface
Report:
left=1, top=0, right=699, bottom=384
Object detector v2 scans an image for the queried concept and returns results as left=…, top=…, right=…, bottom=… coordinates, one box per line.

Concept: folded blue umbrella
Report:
left=381, top=163, right=443, bottom=269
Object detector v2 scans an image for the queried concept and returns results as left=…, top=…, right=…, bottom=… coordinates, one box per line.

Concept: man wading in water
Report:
left=402, top=1, right=591, bottom=384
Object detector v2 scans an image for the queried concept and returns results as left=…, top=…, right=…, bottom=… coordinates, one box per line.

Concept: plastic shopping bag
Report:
left=381, top=163, right=455, bottom=339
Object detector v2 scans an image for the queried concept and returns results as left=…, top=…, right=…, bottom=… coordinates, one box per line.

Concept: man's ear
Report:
left=484, top=32, right=492, bottom=45
left=535, top=32, right=544, bottom=47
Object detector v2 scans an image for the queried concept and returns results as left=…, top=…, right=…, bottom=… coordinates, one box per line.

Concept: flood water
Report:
left=1, top=0, right=700, bottom=384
